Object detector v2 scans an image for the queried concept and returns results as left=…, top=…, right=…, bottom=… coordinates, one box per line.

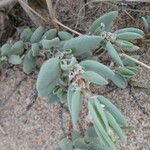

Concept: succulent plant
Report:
left=0, top=11, right=146, bottom=150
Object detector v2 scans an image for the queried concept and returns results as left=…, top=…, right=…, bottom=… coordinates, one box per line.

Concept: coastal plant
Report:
left=0, top=11, right=145, bottom=149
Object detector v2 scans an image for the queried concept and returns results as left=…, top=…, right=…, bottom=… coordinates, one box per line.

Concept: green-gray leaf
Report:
left=89, top=11, right=118, bottom=33
left=71, top=90, right=83, bottom=126
left=58, top=31, right=73, bottom=40
left=105, top=41, right=123, bottom=66
left=116, top=67, right=136, bottom=78
left=36, top=58, right=61, bottom=97
left=23, top=50, right=36, bottom=74
left=42, top=37, right=60, bottom=49
left=42, top=29, right=57, bottom=40
left=8, top=55, right=22, bottom=65
left=82, top=71, right=108, bottom=85
left=30, top=26, right=44, bottom=43
left=59, top=138, right=73, bottom=150
left=116, top=32, right=143, bottom=41
left=20, top=27, right=33, bottom=42
left=63, top=35, right=102, bottom=56
left=97, top=95, right=127, bottom=126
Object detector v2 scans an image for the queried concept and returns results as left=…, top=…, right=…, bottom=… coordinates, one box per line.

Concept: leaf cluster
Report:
left=0, top=11, right=145, bottom=150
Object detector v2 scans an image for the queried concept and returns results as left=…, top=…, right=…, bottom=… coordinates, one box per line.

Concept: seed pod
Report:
left=115, top=40, right=139, bottom=52
left=89, top=11, right=118, bottom=33
left=42, top=29, right=57, bottom=40
left=106, top=111, right=127, bottom=143
left=116, top=66, right=136, bottom=78
left=63, top=35, right=102, bottom=56
left=36, top=58, right=61, bottom=97
left=1, top=44, right=11, bottom=56
left=30, top=26, right=44, bottom=43
left=71, top=90, right=83, bottom=126
left=80, top=60, right=115, bottom=80
left=82, top=71, right=108, bottom=85
left=114, top=27, right=144, bottom=36
left=11, top=40, right=24, bottom=55
left=31, top=43, right=40, bottom=56
left=20, top=27, right=33, bottom=42
left=8, top=55, right=22, bottom=65
left=97, top=95, right=127, bottom=126
left=58, top=31, right=73, bottom=40
left=105, top=41, right=123, bottom=66
left=23, top=50, right=36, bottom=74
left=42, top=37, right=60, bottom=49
left=88, top=101, right=115, bottom=149
left=116, top=32, right=143, bottom=41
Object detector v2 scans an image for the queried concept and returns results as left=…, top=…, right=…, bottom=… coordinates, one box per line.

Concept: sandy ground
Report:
left=0, top=47, right=149, bottom=150
left=0, top=1, right=150, bottom=150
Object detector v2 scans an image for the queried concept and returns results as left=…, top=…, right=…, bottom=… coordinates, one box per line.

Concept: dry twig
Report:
left=120, top=53, right=150, bottom=70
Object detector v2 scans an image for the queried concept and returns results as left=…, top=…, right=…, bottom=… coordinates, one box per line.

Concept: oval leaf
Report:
left=8, top=55, right=22, bottom=65
left=82, top=71, right=108, bottom=85
left=36, top=58, right=61, bottom=97
left=89, top=11, right=118, bottom=33
left=63, top=35, right=102, bottom=56
left=97, top=95, right=127, bottom=126
left=105, top=41, right=123, bottom=66
left=23, top=50, right=36, bottom=74
left=30, top=26, right=44, bottom=43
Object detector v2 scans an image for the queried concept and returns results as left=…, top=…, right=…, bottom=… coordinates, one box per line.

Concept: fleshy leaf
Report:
left=106, top=111, right=127, bottom=143
left=97, top=95, right=127, bottom=126
left=1, top=44, right=12, bottom=56
left=71, top=90, right=83, bottom=126
left=80, top=60, right=115, bottom=79
left=116, top=32, right=143, bottom=41
left=89, top=11, right=118, bottom=33
left=8, top=55, right=22, bottom=65
left=82, top=71, right=108, bottom=85
left=42, top=37, right=60, bottom=49
left=30, top=26, right=44, bottom=43
left=63, top=35, right=102, bottom=56
left=36, top=58, right=61, bottom=97
left=59, top=138, right=73, bottom=150
left=105, top=41, right=123, bottom=66
left=42, top=29, right=57, bottom=40
left=111, top=73, right=128, bottom=89
left=48, top=94, right=60, bottom=104
left=11, top=40, right=24, bottom=55
left=114, top=28, right=144, bottom=36
left=58, top=31, right=73, bottom=40
left=115, top=40, right=139, bottom=52
left=23, top=50, right=36, bottom=74
left=20, top=27, right=33, bottom=42
left=31, top=43, right=40, bottom=56
left=88, top=101, right=116, bottom=148
left=116, top=66, right=136, bottom=78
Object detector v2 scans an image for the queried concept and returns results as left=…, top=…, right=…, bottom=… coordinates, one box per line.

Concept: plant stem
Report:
left=54, top=19, right=82, bottom=36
